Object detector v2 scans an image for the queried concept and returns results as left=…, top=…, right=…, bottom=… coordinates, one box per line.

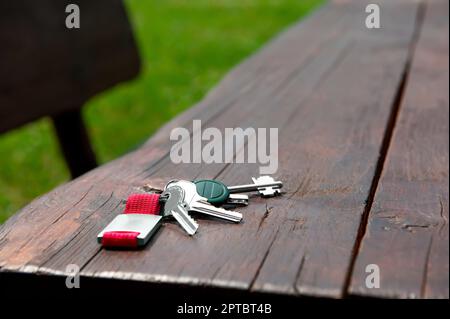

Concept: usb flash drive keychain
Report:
left=97, top=194, right=163, bottom=248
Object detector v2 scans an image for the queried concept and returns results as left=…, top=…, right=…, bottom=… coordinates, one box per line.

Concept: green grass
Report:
left=0, top=0, right=323, bottom=223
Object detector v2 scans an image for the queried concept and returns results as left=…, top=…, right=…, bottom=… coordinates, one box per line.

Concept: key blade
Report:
left=171, top=204, right=198, bottom=235
left=227, top=194, right=249, bottom=206
left=252, top=176, right=283, bottom=197
left=191, top=201, right=242, bottom=223
left=228, top=181, right=282, bottom=193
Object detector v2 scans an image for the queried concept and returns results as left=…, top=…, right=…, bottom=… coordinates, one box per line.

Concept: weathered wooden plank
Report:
left=349, top=0, right=449, bottom=299
left=0, top=0, right=428, bottom=300
left=0, top=0, right=344, bottom=274
left=232, top=2, right=422, bottom=297
left=81, top=0, right=421, bottom=298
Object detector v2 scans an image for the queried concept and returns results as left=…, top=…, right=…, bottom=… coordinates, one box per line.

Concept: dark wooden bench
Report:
left=0, top=0, right=448, bottom=299
left=0, top=0, right=140, bottom=177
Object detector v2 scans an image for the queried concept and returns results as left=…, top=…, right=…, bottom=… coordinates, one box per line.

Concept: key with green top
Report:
left=193, top=180, right=248, bottom=206
left=193, top=176, right=283, bottom=206
left=143, top=181, right=247, bottom=206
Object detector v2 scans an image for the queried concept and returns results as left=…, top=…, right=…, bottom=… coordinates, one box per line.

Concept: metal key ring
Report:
left=164, top=179, right=179, bottom=190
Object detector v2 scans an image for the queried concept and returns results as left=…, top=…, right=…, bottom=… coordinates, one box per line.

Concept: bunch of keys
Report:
left=97, top=176, right=283, bottom=248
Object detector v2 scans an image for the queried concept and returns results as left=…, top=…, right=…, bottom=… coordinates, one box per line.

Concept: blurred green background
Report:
left=0, top=0, right=323, bottom=223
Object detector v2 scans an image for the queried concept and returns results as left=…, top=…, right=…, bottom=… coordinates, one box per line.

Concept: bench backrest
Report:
left=0, top=0, right=140, bottom=133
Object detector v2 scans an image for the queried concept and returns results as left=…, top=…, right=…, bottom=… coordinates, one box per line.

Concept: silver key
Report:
left=167, top=180, right=243, bottom=223
left=227, top=194, right=249, bottom=206
left=161, top=185, right=199, bottom=235
left=227, top=175, right=283, bottom=197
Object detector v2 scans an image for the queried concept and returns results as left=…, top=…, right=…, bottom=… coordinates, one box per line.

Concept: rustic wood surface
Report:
left=0, top=0, right=447, bottom=299
left=349, top=0, right=449, bottom=299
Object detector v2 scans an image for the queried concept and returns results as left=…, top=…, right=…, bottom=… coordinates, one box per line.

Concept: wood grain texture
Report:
left=349, top=0, right=449, bottom=299
left=0, top=0, right=443, bottom=299
left=0, top=0, right=140, bottom=132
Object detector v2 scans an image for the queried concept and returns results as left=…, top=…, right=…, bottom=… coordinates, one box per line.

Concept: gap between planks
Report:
left=342, top=0, right=428, bottom=297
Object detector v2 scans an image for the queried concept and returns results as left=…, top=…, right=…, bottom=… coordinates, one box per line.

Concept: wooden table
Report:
left=0, top=0, right=448, bottom=299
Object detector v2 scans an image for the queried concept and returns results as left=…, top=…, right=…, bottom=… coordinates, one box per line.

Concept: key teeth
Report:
left=182, top=207, right=198, bottom=225
left=172, top=208, right=199, bottom=235
left=187, top=214, right=199, bottom=236
left=189, top=212, right=199, bottom=228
